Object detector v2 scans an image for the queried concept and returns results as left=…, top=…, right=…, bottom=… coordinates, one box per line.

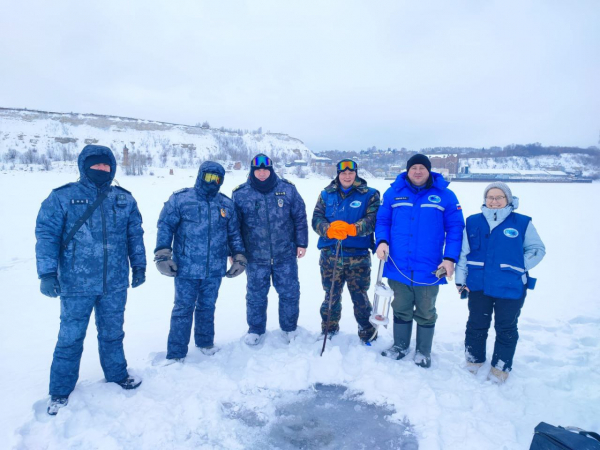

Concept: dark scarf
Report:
left=250, top=168, right=278, bottom=193
left=85, top=168, right=112, bottom=187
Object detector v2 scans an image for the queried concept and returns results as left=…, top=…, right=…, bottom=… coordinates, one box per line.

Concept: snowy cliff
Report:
left=0, top=108, right=314, bottom=169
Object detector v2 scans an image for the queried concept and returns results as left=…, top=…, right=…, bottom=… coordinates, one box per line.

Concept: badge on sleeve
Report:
left=221, top=208, right=226, bottom=218
left=278, top=199, right=284, bottom=208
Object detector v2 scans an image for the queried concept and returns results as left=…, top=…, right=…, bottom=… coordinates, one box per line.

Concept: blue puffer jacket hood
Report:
left=195, top=161, right=225, bottom=191
left=390, top=171, right=448, bottom=192
left=77, top=145, right=117, bottom=189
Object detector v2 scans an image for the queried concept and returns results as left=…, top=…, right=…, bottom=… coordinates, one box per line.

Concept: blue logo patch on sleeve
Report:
left=428, top=195, right=441, bottom=203
left=350, top=200, right=362, bottom=208
left=503, top=228, right=519, bottom=238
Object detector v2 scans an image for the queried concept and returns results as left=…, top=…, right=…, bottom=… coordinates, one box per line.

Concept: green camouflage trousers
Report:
left=319, top=248, right=375, bottom=339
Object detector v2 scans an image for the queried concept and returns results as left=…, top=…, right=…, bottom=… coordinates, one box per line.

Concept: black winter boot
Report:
left=359, top=326, right=378, bottom=343
left=381, top=320, right=412, bottom=360
left=47, top=395, right=69, bottom=416
left=116, top=375, right=142, bottom=390
left=415, top=324, right=435, bottom=368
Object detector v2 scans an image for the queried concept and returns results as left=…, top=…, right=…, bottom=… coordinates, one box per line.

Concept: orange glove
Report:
left=345, top=223, right=357, bottom=237
left=326, top=221, right=348, bottom=240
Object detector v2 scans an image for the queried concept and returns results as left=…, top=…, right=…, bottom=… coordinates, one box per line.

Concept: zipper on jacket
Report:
left=72, top=240, right=76, bottom=270
left=182, top=235, right=187, bottom=256
left=99, top=189, right=108, bottom=294
left=263, top=194, right=274, bottom=265
left=206, top=201, right=211, bottom=277
left=113, top=204, right=117, bottom=227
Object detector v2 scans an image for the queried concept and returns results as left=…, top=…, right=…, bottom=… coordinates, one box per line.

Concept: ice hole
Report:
left=223, top=383, right=418, bottom=449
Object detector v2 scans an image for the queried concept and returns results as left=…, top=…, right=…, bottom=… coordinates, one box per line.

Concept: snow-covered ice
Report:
left=1, top=168, right=598, bottom=449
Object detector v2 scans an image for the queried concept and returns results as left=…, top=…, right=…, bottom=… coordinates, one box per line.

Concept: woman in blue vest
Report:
left=455, top=182, right=545, bottom=383
left=312, top=159, right=380, bottom=343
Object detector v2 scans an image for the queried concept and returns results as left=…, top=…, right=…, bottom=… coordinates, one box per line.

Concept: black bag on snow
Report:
left=530, top=422, right=600, bottom=450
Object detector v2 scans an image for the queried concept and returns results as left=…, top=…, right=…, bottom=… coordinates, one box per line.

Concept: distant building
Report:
left=425, top=154, right=459, bottom=174
left=456, top=167, right=587, bottom=183
left=311, top=156, right=333, bottom=167
left=285, top=160, right=308, bottom=167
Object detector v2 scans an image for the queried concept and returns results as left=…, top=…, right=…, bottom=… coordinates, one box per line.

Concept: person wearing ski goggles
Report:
left=154, top=161, right=247, bottom=364
left=311, top=158, right=381, bottom=344
left=251, top=155, right=273, bottom=168
left=202, top=172, right=223, bottom=185
left=232, top=153, right=309, bottom=346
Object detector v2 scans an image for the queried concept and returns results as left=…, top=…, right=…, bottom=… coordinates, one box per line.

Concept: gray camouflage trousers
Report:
left=50, top=291, right=129, bottom=397
left=167, top=277, right=223, bottom=359
left=246, top=257, right=300, bottom=335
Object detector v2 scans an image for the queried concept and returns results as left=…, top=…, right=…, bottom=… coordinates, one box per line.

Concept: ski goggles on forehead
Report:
left=202, top=172, right=223, bottom=185
left=251, top=155, right=273, bottom=168
left=337, top=160, right=357, bottom=172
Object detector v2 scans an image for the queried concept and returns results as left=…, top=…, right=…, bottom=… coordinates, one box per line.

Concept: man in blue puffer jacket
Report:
left=375, top=154, right=464, bottom=368
left=155, top=161, right=246, bottom=362
left=35, top=144, right=146, bottom=415
left=232, top=154, right=308, bottom=345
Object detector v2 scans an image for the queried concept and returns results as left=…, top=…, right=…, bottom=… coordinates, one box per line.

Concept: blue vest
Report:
left=466, top=212, right=532, bottom=300
left=317, top=187, right=375, bottom=250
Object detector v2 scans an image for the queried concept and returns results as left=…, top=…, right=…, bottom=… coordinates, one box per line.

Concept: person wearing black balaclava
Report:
left=154, top=161, right=246, bottom=364
left=232, top=154, right=309, bottom=346
left=83, top=154, right=113, bottom=188
left=35, top=144, right=147, bottom=415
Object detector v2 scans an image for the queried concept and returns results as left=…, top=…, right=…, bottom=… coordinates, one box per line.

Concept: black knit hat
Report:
left=406, top=154, right=431, bottom=172
left=84, top=154, right=111, bottom=171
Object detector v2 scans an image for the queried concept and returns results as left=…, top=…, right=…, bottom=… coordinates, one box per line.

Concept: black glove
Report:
left=226, top=254, right=247, bottom=278
left=155, top=249, right=178, bottom=277
left=40, top=274, right=61, bottom=298
left=132, top=268, right=146, bottom=288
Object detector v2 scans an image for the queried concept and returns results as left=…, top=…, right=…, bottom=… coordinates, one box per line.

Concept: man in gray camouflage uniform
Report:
left=155, top=161, right=246, bottom=362
left=232, top=154, right=308, bottom=345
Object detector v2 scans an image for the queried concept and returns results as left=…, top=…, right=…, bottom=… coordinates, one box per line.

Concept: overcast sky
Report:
left=1, top=0, right=598, bottom=152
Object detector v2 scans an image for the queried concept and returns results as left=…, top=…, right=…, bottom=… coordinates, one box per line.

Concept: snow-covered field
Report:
left=1, top=168, right=598, bottom=449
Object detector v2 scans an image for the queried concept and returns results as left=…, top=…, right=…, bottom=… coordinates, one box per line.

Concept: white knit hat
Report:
left=484, top=182, right=513, bottom=205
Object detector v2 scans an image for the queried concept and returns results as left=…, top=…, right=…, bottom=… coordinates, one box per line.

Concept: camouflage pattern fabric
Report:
left=246, top=257, right=300, bottom=335
left=319, top=248, right=376, bottom=339
left=156, top=161, right=245, bottom=279
left=167, top=277, right=223, bottom=358
left=35, top=145, right=146, bottom=295
left=232, top=177, right=308, bottom=264
left=50, top=291, right=128, bottom=396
